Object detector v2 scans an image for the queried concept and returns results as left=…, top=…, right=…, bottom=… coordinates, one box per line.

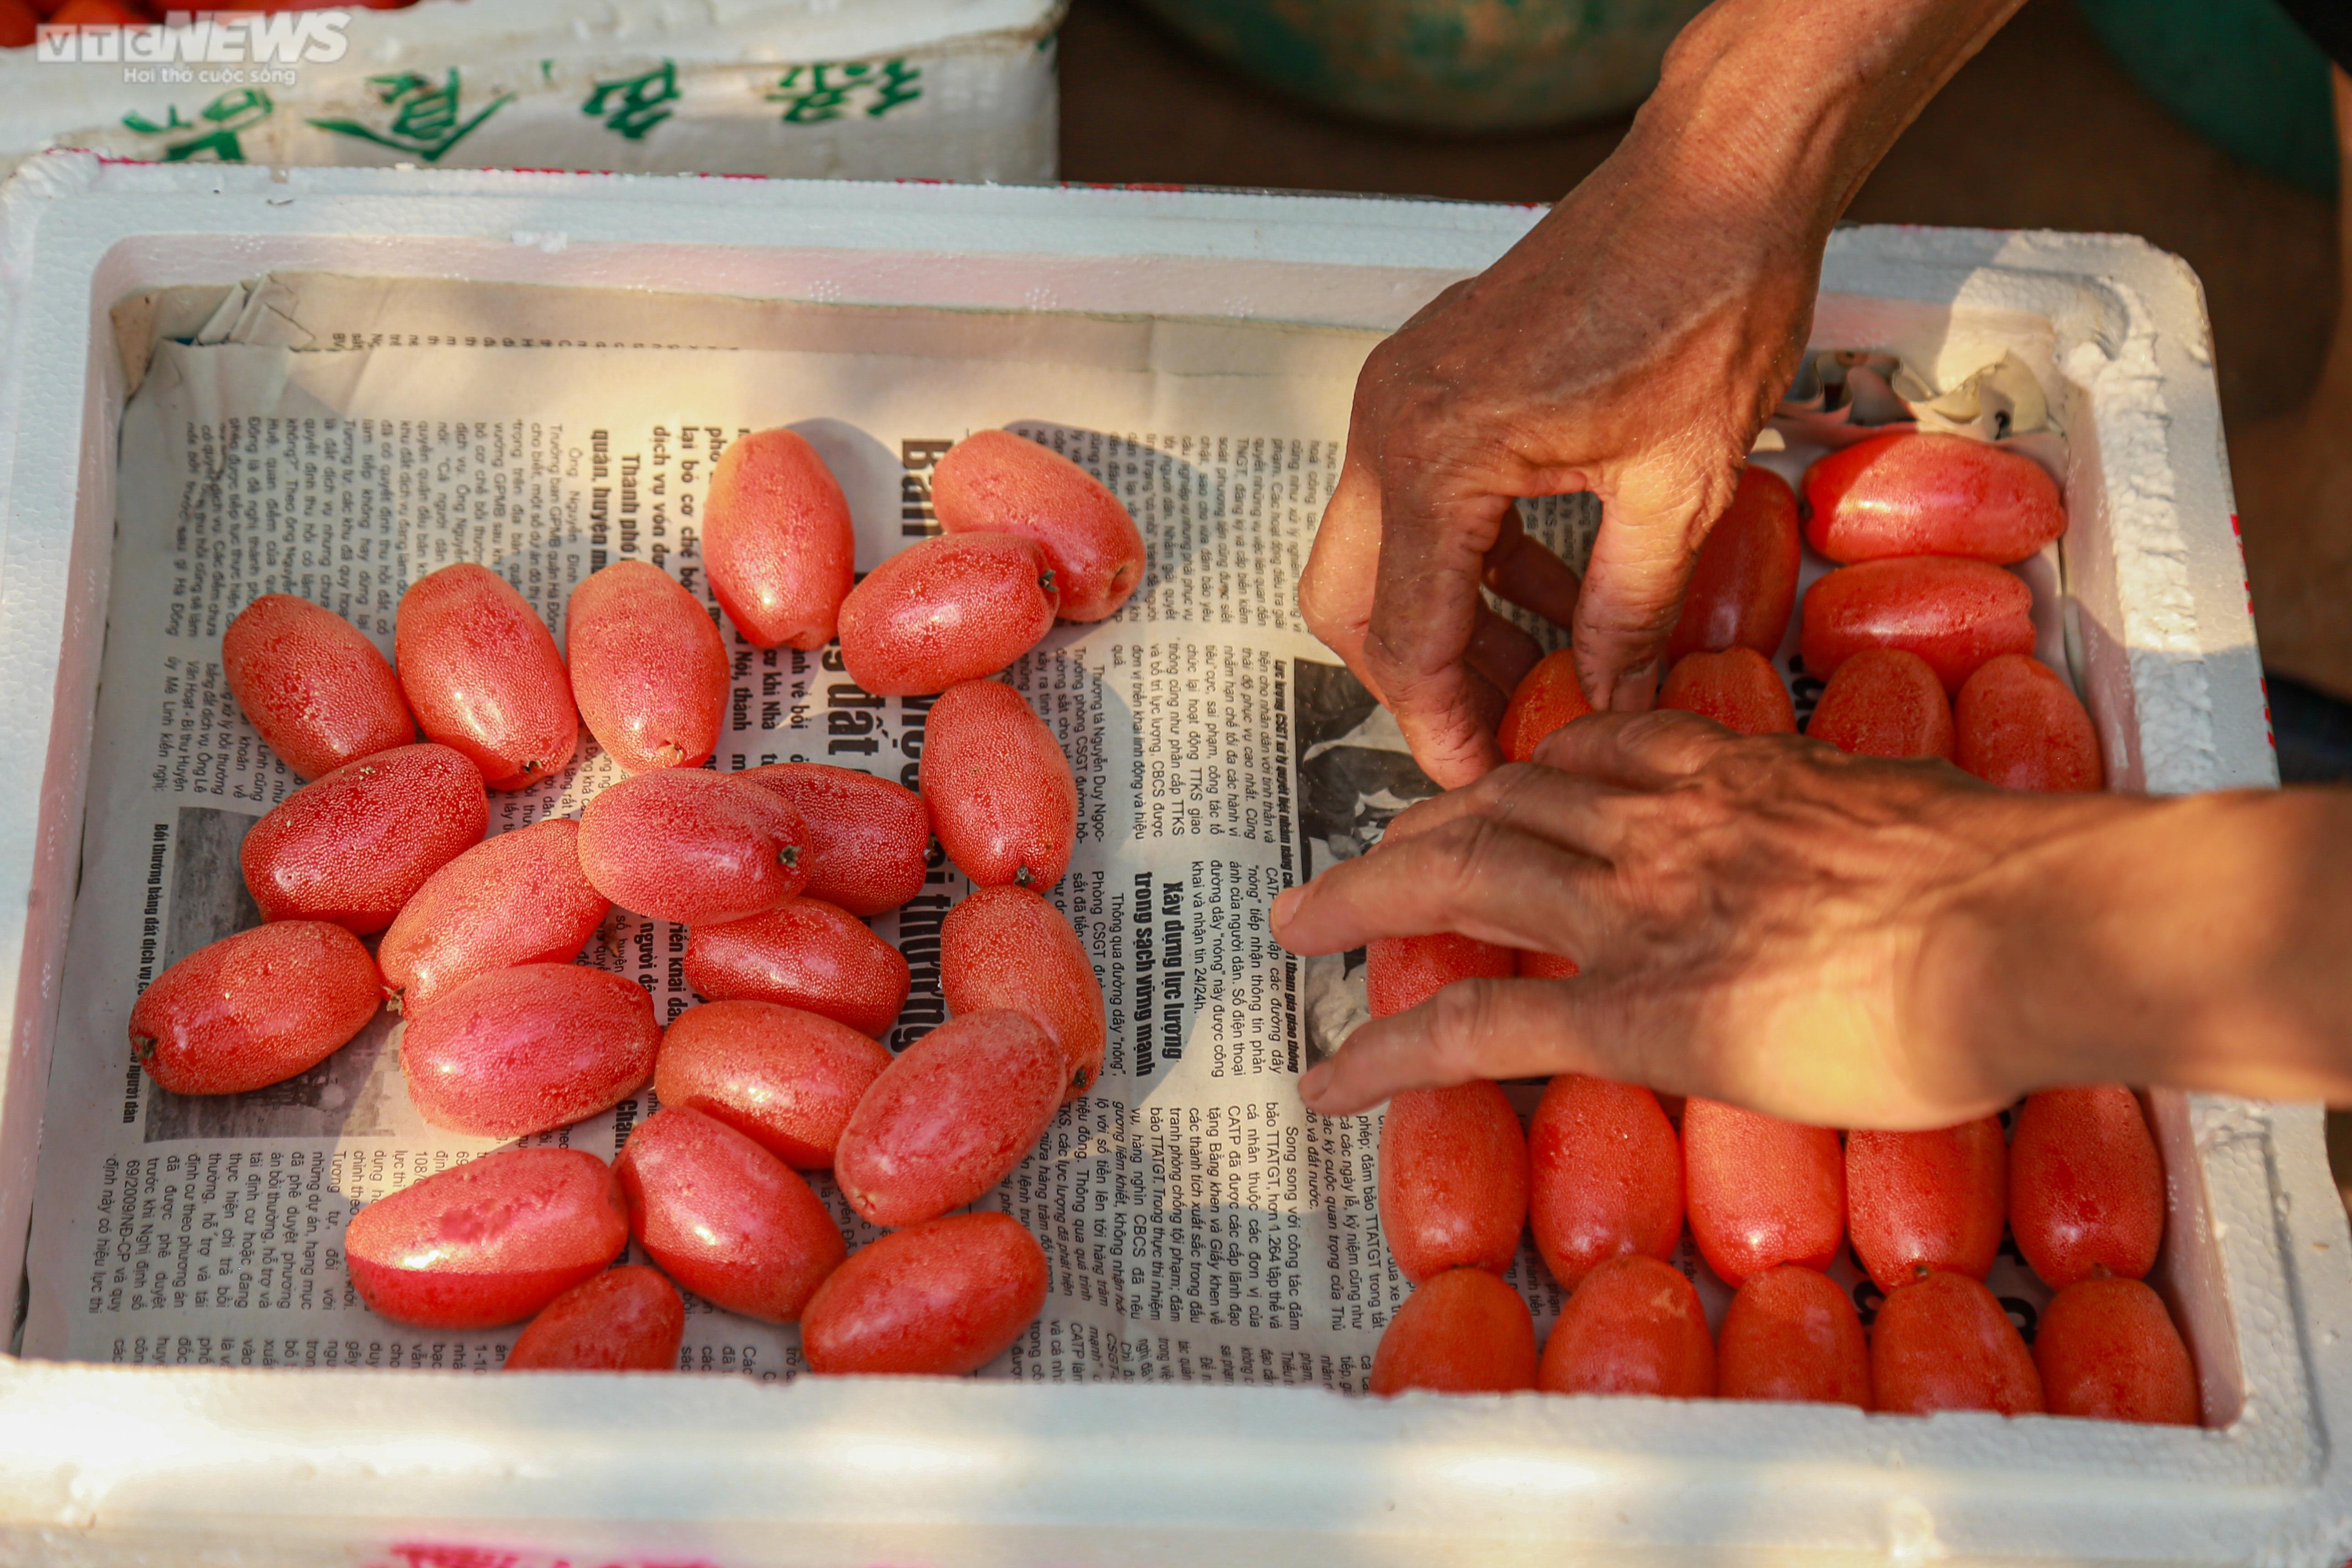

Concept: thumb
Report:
left=1573, top=456, right=1737, bottom=712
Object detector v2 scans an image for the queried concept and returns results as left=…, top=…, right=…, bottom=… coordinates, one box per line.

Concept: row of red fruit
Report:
left=0, top=0, right=409, bottom=47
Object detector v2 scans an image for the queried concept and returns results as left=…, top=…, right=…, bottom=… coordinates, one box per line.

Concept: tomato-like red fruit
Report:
left=564, top=561, right=728, bottom=773
left=684, top=898, right=910, bottom=1039
left=1872, top=1270, right=2044, bottom=1415
left=400, top=963, right=660, bottom=1138
left=395, top=564, right=578, bottom=790
left=1516, top=948, right=1579, bottom=979
left=1664, top=466, right=1801, bottom=664
left=920, top=679, right=1077, bottom=890
left=345, top=1148, right=628, bottom=1330
left=129, top=921, right=381, bottom=1095
left=0, top=0, right=36, bottom=47
left=1954, top=653, right=2104, bottom=792
left=1497, top=649, right=1592, bottom=763
left=2009, top=1085, right=2164, bottom=1289
left=1376, top=1083, right=1528, bottom=1283
left=1529, top=1075, right=1682, bottom=1289
left=1716, top=1265, right=1871, bottom=1407
left=1365, top=932, right=1515, bottom=1018
left=223, top=594, right=414, bottom=780
left=1683, top=1098, right=1845, bottom=1285
left=837, top=534, right=1060, bottom=696
left=1368, top=1267, right=1538, bottom=1395
left=1799, top=557, right=2036, bottom=692
left=1846, top=1117, right=2007, bottom=1292
left=1803, top=432, right=2067, bottom=565
left=577, top=768, right=811, bottom=926
left=1659, top=647, right=1796, bottom=735
left=1807, top=647, right=1954, bottom=759
left=739, top=763, right=930, bottom=917
left=2035, top=1276, right=2199, bottom=1425
left=48, top=0, right=141, bottom=22
left=378, top=818, right=610, bottom=1017
left=504, top=1265, right=684, bottom=1372
left=801, top=1212, right=1050, bottom=1376
left=833, top=1009, right=1064, bottom=1227
left=942, top=884, right=1106, bottom=1100
left=1537, top=1253, right=1716, bottom=1397
left=703, top=428, right=857, bottom=651
left=616, top=1107, right=847, bottom=1323
left=932, top=430, right=1147, bottom=623
left=654, top=1000, right=892, bottom=1169
left=240, top=743, right=487, bottom=933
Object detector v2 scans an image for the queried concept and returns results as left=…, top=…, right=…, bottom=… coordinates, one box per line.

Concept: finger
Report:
left=1270, top=813, right=1611, bottom=958
left=1365, top=476, right=1517, bottom=789
left=1300, top=447, right=1387, bottom=701
left=1373, top=761, right=1638, bottom=864
left=1532, top=708, right=1754, bottom=791
left=1465, top=605, right=1541, bottom=696
left=1482, top=510, right=1582, bottom=629
left=1573, top=457, right=1736, bottom=712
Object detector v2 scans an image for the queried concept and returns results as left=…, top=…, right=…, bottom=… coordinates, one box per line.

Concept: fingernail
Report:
left=1299, top=1061, right=1332, bottom=1104
left=1271, top=885, right=1304, bottom=928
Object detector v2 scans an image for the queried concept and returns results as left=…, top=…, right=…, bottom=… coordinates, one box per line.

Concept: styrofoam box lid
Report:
left=0, top=154, right=2346, bottom=1567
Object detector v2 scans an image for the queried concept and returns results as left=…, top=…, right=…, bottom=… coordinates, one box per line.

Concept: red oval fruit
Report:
left=240, top=743, right=488, bottom=933
left=1368, top=1267, right=1538, bottom=1395
left=577, top=768, right=811, bottom=927
left=2009, top=1085, right=2163, bottom=1289
left=1366, top=932, right=1515, bottom=1018
left=223, top=594, right=414, bottom=780
left=395, top=564, right=579, bottom=790
left=1803, top=432, right=2066, bottom=565
left=1717, top=1265, right=1871, bottom=1407
left=932, top=430, right=1147, bottom=623
left=1872, top=1270, right=2044, bottom=1415
left=1683, top=1098, right=1845, bottom=1285
left=942, top=885, right=1106, bottom=1100
left=344, top=1148, right=628, bottom=1330
left=1529, top=1075, right=1682, bottom=1289
left=1516, top=948, right=1580, bottom=980
left=837, top=534, right=1059, bottom=696
left=833, top=1009, right=1064, bottom=1227
left=378, top=818, right=610, bottom=1017
left=129, top=922, right=381, bottom=1095
left=1497, top=649, right=1592, bottom=763
left=0, top=0, right=33, bottom=47
left=1377, top=1082, right=1529, bottom=1283
left=1664, top=466, right=1801, bottom=664
left=2035, top=1276, right=2199, bottom=1425
left=564, top=561, right=728, bottom=773
left=1955, top=653, right=2104, bottom=793
left=739, top=763, right=930, bottom=917
left=684, top=899, right=910, bottom=1039
left=920, top=680, right=1077, bottom=890
left=1537, top=1253, right=1716, bottom=1397
left=801, top=1212, right=1049, bottom=1376
left=1846, top=1117, right=2006, bottom=1292
left=1799, top=557, right=2036, bottom=693
left=703, top=428, right=858, bottom=652
left=616, top=1107, right=847, bottom=1323
left=1659, top=647, right=1796, bottom=735
left=1807, top=647, right=1954, bottom=759
left=400, top=963, right=660, bottom=1138
left=654, top=1000, right=892, bottom=1169
left=504, top=1265, right=684, bottom=1372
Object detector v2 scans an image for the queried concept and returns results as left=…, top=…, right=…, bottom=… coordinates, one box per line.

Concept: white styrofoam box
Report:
left=0, top=0, right=1060, bottom=182
left=0, top=153, right=2344, bottom=1566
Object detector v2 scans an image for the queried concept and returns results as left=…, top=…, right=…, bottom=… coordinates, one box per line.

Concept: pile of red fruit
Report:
left=0, top=0, right=418, bottom=50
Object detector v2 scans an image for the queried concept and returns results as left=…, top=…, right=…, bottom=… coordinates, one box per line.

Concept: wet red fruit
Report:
left=837, top=534, right=1059, bottom=696
left=739, top=764, right=930, bottom=917
left=1807, top=647, right=1954, bottom=759
left=1497, top=649, right=1592, bottom=763
left=1664, top=466, right=1802, bottom=663
left=564, top=561, right=728, bottom=773
left=1537, top=1254, right=1716, bottom=1397
left=801, top=1213, right=1050, bottom=1376
left=1846, top=1117, right=2007, bottom=1291
left=932, top=430, right=1147, bottom=623
left=942, top=885, right=1106, bottom=1100
left=653, top=1000, right=892, bottom=1169
left=129, top=922, right=381, bottom=1095
left=240, top=743, right=487, bottom=933
left=1954, top=654, right=2104, bottom=792
left=1368, top=1267, right=1538, bottom=1395
left=1716, top=1265, right=1871, bottom=1407
left=2009, top=1086, right=2163, bottom=1289
left=1529, top=1075, right=1682, bottom=1289
left=395, top=564, right=578, bottom=789
left=617, top=1107, right=847, bottom=1323
left=504, top=1265, right=684, bottom=1372
left=1377, top=1083, right=1528, bottom=1283
left=1659, top=647, right=1796, bottom=735
left=1683, top=1098, right=1845, bottom=1285
left=703, top=428, right=857, bottom=651
left=344, top=1149, right=628, bottom=1330
left=684, top=899, right=910, bottom=1039
left=223, top=594, right=414, bottom=780
left=1799, top=557, right=2036, bottom=692
left=577, top=768, right=810, bottom=926
left=1872, top=1270, right=2044, bottom=1415
left=920, top=680, right=1077, bottom=890
left=2035, top=1276, right=2199, bottom=1425
left=1803, top=432, right=2067, bottom=565
left=1516, top=948, right=1579, bottom=980
left=400, top=963, right=660, bottom=1138
left=378, top=818, right=610, bottom=1017
left=833, top=1009, right=1064, bottom=1227
left=1366, top=932, right=1515, bottom=1018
